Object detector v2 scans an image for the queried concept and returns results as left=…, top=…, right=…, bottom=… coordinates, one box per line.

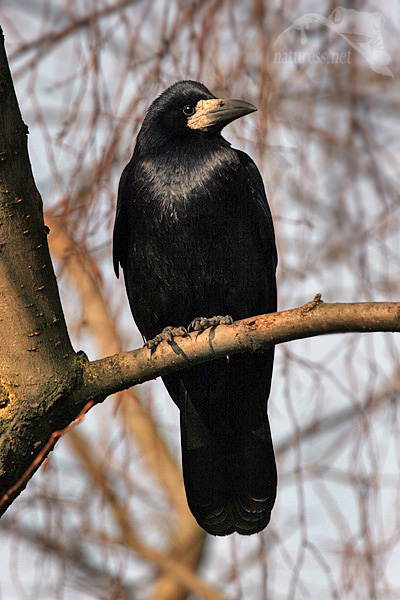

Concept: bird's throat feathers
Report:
left=134, top=136, right=240, bottom=217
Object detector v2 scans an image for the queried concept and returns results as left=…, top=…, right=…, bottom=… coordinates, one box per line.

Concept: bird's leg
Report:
left=187, top=315, right=233, bottom=333
left=145, top=325, right=188, bottom=351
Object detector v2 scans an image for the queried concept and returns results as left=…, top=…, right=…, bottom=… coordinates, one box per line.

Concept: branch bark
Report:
left=82, top=297, right=400, bottom=400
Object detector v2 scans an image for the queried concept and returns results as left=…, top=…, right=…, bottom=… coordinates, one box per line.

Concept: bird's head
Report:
left=139, top=80, right=257, bottom=145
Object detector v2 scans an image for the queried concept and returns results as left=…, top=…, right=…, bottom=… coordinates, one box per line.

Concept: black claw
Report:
left=188, top=317, right=206, bottom=332
left=187, top=317, right=203, bottom=332
left=175, top=326, right=188, bottom=337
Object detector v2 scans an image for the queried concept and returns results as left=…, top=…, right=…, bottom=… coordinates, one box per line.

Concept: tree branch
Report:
left=82, top=297, right=400, bottom=400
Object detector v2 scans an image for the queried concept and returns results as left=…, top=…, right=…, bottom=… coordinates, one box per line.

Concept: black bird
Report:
left=113, top=80, right=277, bottom=536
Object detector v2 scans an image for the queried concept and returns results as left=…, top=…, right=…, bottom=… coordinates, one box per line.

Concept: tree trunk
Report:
left=0, top=26, right=88, bottom=513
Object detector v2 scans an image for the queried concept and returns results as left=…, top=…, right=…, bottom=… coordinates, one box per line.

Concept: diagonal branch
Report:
left=83, top=297, right=400, bottom=401
left=3, top=295, right=398, bottom=517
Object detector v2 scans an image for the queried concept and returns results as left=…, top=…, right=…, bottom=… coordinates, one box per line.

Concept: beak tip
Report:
left=230, top=99, right=258, bottom=116
left=227, top=100, right=258, bottom=117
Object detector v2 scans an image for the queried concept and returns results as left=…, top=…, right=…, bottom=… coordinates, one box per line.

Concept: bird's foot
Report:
left=145, top=325, right=188, bottom=351
left=187, top=314, right=233, bottom=333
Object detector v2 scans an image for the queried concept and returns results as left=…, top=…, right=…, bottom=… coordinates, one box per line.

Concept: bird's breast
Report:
left=136, top=144, right=241, bottom=220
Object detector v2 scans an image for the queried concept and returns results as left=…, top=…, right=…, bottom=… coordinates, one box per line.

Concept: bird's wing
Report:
left=112, top=159, right=166, bottom=341
left=238, top=150, right=278, bottom=273
left=113, top=161, right=133, bottom=278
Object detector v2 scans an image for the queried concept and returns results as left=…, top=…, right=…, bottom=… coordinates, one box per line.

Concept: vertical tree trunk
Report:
left=0, top=27, right=81, bottom=512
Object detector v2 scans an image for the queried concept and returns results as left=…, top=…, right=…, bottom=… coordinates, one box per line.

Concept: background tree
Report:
left=0, top=1, right=399, bottom=599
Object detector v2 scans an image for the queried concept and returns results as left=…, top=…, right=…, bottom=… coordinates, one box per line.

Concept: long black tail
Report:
left=177, top=353, right=277, bottom=536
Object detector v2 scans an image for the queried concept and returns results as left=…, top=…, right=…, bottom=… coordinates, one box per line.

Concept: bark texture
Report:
left=0, top=26, right=87, bottom=514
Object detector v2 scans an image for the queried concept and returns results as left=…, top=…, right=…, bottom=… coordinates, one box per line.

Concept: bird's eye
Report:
left=182, top=105, right=195, bottom=116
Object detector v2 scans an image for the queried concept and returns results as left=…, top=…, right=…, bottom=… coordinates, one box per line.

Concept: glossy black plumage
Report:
left=113, top=81, right=277, bottom=535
